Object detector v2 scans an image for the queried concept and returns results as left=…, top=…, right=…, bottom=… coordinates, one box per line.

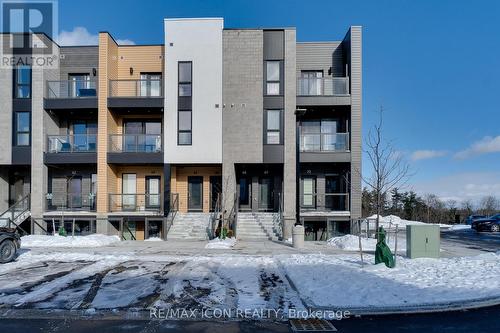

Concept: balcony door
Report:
left=140, top=73, right=162, bottom=97
left=69, top=74, right=90, bottom=97
left=188, top=176, right=203, bottom=211
left=300, top=120, right=339, bottom=152
left=122, top=174, right=137, bottom=211
left=146, top=176, right=161, bottom=209
left=302, top=176, right=316, bottom=209
left=259, top=177, right=274, bottom=211
left=71, top=121, right=97, bottom=152
left=123, top=121, right=162, bottom=152
left=300, top=70, right=323, bottom=95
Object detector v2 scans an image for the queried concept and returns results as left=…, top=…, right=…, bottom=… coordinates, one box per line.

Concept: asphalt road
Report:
left=0, top=305, right=499, bottom=333
left=441, top=229, right=500, bottom=252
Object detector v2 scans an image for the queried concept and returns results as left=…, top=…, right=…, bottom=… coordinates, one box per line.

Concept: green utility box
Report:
left=406, top=225, right=440, bottom=258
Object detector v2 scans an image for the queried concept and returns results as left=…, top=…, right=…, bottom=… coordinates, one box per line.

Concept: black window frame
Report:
left=178, top=61, right=192, bottom=97
left=177, top=110, right=192, bottom=145
left=14, top=65, right=31, bottom=99
left=265, top=60, right=281, bottom=96
left=14, top=111, right=30, bottom=146
left=264, top=109, right=283, bottom=145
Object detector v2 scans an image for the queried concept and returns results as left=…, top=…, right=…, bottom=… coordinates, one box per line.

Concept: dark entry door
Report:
left=188, top=176, right=203, bottom=211
left=68, top=177, right=82, bottom=209
left=259, top=177, right=274, bottom=211
left=210, top=176, right=222, bottom=212
left=238, top=177, right=251, bottom=210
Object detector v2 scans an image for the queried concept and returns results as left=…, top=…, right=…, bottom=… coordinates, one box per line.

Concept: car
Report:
left=466, top=214, right=486, bottom=225
left=0, top=228, right=21, bottom=263
left=472, top=214, right=500, bottom=232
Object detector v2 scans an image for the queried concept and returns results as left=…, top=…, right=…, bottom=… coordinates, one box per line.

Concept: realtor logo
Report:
left=0, top=0, right=58, bottom=67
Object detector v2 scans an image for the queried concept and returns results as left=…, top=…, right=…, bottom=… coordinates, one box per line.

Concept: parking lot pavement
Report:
left=441, top=229, right=500, bottom=253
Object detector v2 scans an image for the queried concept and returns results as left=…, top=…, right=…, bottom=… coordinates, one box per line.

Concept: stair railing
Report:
left=0, top=194, right=31, bottom=232
left=273, top=192, right=284, bottom=240
left=165, top=193, right=179, bottom=238
left=209, top=193, right=221, bottom=239
left=227, top=191, right=239, bottom=238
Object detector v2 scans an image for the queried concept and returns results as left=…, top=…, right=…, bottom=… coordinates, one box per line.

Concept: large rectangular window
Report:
left=15, top=112, right=30, bottom=146
left=266, top=61, right=280, bottom=95
left=14, top=66, right=31, bottom=98
left=140, top=73, right=162, bottom=97
left=178, top=62, right=192, bottom=97
left=265, top=109, right=282, bottom=144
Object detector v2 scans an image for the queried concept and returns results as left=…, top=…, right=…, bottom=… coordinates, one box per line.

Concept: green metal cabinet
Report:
left=406, top=225, right=440, bottom=258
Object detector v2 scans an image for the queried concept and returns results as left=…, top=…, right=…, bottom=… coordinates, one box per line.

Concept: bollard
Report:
left=292, top=224, right=305, bottom=249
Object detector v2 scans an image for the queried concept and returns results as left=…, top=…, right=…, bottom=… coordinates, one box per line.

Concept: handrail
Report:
left=165, top=193, right=179, bottom=238
left=0, top=194, right=31, bottom=234
left=300, top=132, right=350, bottom=152
left=274, top=192, right=284, bottom=239
left=108, top=134, right=162, bottom=153
left=47, top=134, right=97, bottom=153
left=109, top=79, right=163, bottom=98
left=108, top=193, right=163, bottom=213
left=297, top=76, right=350, bottom=96
left=209, top=193, right=221, bottom=239
left=46, top=80, right=98, bottom=99
left=301, top=192, right=350, bottom=211
left=227, top=191, right=239, bottom=237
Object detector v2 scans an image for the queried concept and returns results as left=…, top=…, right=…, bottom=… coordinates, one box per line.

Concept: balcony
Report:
left=44, top=80, right=98, bottom=109
left=109, top=194, right=163, bottom=214
left=296, top=77, right=350, bottom=106
left=45, top=193, right=97, bottom=213
left=108, top=79, right=163, bottom=109
left=299, top=132, right=350, bottom=163
left=107, top=134, right=163, bottom=164
left=301, top=193, right=350, bottom=215
left=44, top=134, right=97, bottom=164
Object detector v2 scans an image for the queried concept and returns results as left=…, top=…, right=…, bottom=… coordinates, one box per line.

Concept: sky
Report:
left=55, top=0, right=500, bottom=204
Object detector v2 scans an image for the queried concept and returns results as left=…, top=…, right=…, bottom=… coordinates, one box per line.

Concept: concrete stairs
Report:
left=167, top=213, right=210, bottom=240
left=236, top=212, right=281, bottom=241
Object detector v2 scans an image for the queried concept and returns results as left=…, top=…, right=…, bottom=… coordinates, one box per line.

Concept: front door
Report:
left=146, top=176, right=161, bottom=209
left=259, top=177, right=274, bottom=211
left=210, top=176, right=222, bottom=212
left=188, top=176, right=203, bottom=211
left=238, top=177, right=251, bottom=211
left=67, top=177, right=82, bottom=209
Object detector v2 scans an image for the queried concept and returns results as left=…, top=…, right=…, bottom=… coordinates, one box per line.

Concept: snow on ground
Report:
left=205, top=237, right=237, bottom=249
left=327, top=234, right=406, bottom=252
left=367, top=214, right=449, bottom=228
left=144, top=237, right=163, bottom=242
left=1, top=248, right=499, bottom=316
left=21, top=234, right=120, bottom=248
left=449, top=225, right=472, bottom=231
left=279, top=252, right=500, bottom=308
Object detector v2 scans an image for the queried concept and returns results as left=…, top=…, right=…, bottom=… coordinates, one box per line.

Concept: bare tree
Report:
left=479, top=195, right=499, bottom=216
left=360, top=107, right=412, bottom=239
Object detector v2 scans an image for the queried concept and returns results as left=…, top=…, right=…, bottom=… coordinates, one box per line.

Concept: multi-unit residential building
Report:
left=0, top=18, right=361, bottom=242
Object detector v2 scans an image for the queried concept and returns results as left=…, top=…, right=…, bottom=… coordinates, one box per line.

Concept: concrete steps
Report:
left=167, top=213, right=210, bottom=240
left=236, top=212, right=281, bottom=241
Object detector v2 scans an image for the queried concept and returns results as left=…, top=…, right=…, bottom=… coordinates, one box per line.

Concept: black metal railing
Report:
left=45, top=193, right=96, bottom=211
left=109, top=193, right=163, bottom=213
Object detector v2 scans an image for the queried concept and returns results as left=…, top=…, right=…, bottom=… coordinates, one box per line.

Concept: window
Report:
left=300, top=71, right=323, bottom=95
left=266, top=61, right=280, bottom=95
left=178, top=110, right=192, bottom=145
left=69, top=74, right=91, bottom=97
left=14, top=66, right=31, bottom=98
left=266, top=110, right=282, bottom=144
left=15, top=112, right=30, bottom=146
left=178, top=62, right=192, bottom=97
left=302, top=177, right=316, bottom=208
left=140, top=73, right=162, bottom=97
left=123, top=120, right=162, bottom=152
left=300, top=120, right=340, bottom=151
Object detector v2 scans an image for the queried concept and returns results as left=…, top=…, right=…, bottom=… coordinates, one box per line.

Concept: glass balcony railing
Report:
left=300, top=133, right=349, bottom=152
left=297, top=77, right=350, bottom=96
left=46, top=80, right=97, bottom=98
left=109, top=79, right=163, bottom=98
left=47, top=134, right=97, bottom=153
left=301, top=193, right=350, bottom=211
left=109, top=194, right=162, bottom=213
left=108, top=134, right=162, bottom=153
left=45, top=193, right=96, bottom=212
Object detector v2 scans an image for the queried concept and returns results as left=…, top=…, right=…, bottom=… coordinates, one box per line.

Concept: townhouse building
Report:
left=0, top=18, right=361, bottom=242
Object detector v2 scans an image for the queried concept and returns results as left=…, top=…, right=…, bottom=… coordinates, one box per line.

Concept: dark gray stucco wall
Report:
left=296, top=42, right=346, bottom=77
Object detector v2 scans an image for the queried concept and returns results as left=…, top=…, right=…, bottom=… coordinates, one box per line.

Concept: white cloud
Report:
left=454, top=135, right=500, bottom=159
left=411, top=171, right=500, bottom=202
left=57, top=27, right=135, bottom=46
left=410, top=150, right=447, bottom=161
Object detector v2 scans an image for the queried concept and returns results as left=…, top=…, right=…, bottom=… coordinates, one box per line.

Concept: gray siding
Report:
left=282, top=29, right=297, bottom=238
left=296, top=42, right=345, bottom=77
left=345, top=27, right=362, bottom=220
left=222, top=29, right=264, bottom=209
left=59, top=47, right=98, bottom=81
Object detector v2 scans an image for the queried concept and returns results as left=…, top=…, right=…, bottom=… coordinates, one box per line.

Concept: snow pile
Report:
left=366, top=214, right=450, bottom=229
left=144, top=237, right=163, bottom=242
left=279, top=252, right=500, bottom=308
left=449, top=224, right=472, bottom=231
left=205, top=237, right=237, bottom=249
left=327, top=234, right=377, bottom=251
left=21, top=234, right=120, bottom=248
